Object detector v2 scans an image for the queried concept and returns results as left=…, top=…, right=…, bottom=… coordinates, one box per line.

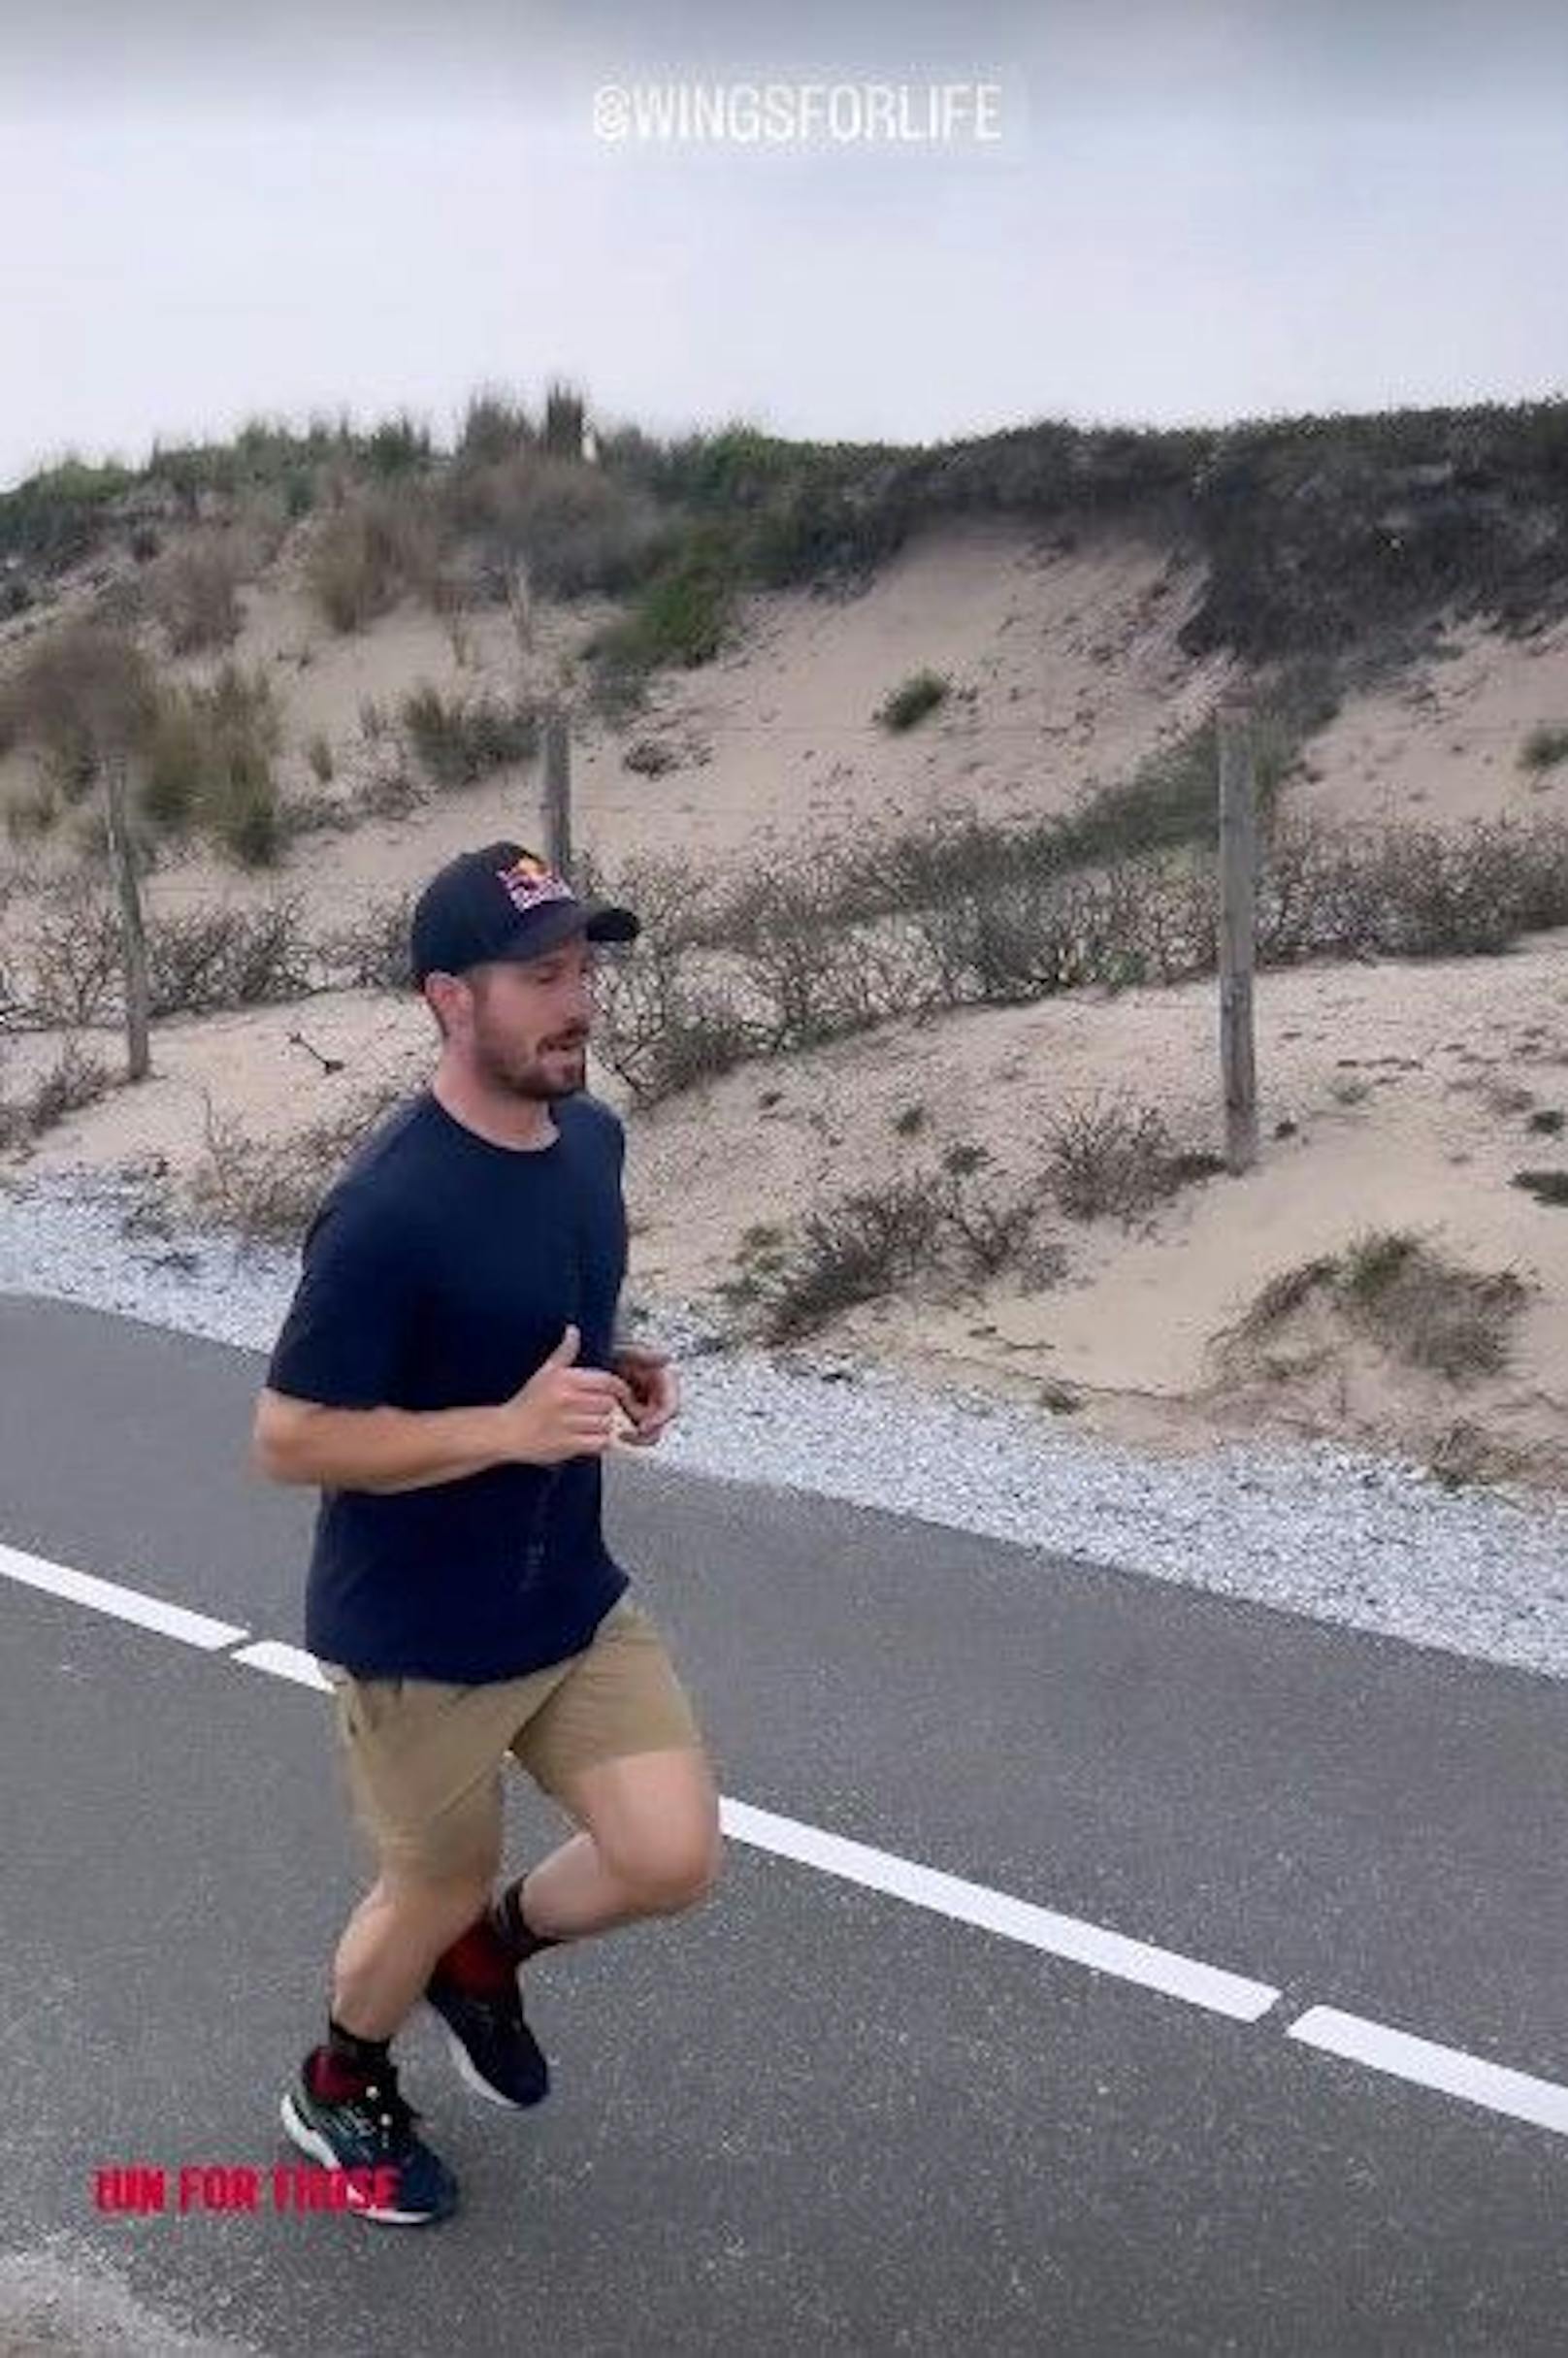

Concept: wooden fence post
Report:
left=1218, top=701, right=1258, bottom=1174
left=543, top=708, right=572, bottom=872
left=103, top=751, right=151, bottom=1081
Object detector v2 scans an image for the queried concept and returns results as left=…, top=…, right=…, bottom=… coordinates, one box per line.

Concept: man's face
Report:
left=447, top=933, right=598, bottom=1100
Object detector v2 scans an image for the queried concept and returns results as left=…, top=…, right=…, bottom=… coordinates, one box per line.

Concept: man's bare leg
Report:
left=332, top=1870, right=494, bottom=2043
left=512, top=1749, right=722, bottom=1944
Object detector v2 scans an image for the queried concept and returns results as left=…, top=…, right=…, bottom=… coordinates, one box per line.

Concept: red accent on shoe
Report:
left=433, top=1915, right=516, bottom=1996
left=307, top=2045, right=375, bottom=2104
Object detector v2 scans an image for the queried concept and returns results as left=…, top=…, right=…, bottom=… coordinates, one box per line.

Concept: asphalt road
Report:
left=2, top=1292, right=1567, bottom=2355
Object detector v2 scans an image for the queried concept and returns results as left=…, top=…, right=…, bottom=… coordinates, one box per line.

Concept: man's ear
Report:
left=424, top=971, right=468, bottom=1038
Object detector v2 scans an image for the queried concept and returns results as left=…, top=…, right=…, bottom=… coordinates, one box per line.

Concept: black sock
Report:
left=494, top=1879, right=562, bottom=1964
left=327, top=2017, right=392, bottom=2074
left=305, top=2018, right=392, bottom=2102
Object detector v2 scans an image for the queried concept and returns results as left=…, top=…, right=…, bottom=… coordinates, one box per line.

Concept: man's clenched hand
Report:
left=499, top=1325, right=638, bottom=1464
left=610, top=1339, right=681, bottom=1447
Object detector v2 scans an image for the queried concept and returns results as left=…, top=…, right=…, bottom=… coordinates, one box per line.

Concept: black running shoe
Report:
left=279, top=2059, right=458, bottom=2225
left=425, top=1970, right=550, bottom=2109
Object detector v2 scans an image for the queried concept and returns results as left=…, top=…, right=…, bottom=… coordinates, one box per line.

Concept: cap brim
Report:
left=582, top=900, right=640, bottom=944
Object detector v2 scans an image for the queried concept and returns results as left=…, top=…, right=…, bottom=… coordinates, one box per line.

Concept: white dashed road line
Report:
left=5, top=1539, right=1566, bottom=2139
left=0, top=1540, right=248, bottom=1652
left=229, top=1639, right=331, bottom=1689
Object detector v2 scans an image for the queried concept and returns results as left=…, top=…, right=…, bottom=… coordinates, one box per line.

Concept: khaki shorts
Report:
left=319, top=1596, right=704, bottom=1882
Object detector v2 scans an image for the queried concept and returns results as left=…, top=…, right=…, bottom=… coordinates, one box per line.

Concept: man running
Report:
left=251, top=841, right=722, bottom=2225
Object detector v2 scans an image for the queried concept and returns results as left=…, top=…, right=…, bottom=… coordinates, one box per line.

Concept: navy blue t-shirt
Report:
left=265, top=1088, right=631, bottom=1682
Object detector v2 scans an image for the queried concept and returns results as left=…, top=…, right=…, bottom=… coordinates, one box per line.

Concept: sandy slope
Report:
left=1292, top=608, right=1568, bottom=829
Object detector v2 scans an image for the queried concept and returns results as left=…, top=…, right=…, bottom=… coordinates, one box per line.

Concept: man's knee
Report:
left=613, top=1816, right=723, bottom=1916
left=375, top=1864, right=495, bottom=1940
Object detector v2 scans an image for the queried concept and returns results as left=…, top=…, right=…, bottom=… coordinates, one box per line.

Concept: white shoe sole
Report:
left=278, top=2091, right=451, bottom=2226
left=442, top=2026, right=541, bottom=2110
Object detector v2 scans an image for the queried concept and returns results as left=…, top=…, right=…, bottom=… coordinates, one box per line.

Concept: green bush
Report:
left=141, top=701, right=204, bottom=832
left=877, top=670, right=949, bottom=732
left=1520, top=724, right=1568, bottom=773
left=4, top=778, right=60, bottom=847
left=458, top=390, right=535, bottom=466
left=139, top=667, right=283, bottom=867
left=592, top=526, right=739, bottom=684
left=364, top=413, right=432, bottom=478
left=1513, top=1169, right=1568, bottom=1206
left=0, top=456, right=137, bottom=575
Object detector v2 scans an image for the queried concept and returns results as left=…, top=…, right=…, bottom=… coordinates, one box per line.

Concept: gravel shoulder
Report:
left=3, top=1168, right=1566, bottom=1685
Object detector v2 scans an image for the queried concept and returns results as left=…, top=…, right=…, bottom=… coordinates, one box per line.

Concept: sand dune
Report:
left=4, top=516, right=1566, bottom=1487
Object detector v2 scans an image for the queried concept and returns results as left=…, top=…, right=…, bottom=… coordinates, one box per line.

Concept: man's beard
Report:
left=474, top=1032, right=587, bottom=1101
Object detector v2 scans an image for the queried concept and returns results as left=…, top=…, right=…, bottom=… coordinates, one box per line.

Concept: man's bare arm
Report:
left=251, top=1391, right=521, bottom=1494
left=250, top=1326, right=636, bottom=1494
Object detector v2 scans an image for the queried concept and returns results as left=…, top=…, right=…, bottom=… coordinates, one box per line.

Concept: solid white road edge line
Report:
left=1288, top=2006, right=1568, bottom=2138
left=720, top=1796, right=1280, bottom=2021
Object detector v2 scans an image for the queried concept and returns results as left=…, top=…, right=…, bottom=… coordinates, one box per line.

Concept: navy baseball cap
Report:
left=409, top=841, right=639, bottom=986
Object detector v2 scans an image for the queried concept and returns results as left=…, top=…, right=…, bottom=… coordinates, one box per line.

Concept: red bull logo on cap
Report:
left=495, top=853, right=573, bottom=917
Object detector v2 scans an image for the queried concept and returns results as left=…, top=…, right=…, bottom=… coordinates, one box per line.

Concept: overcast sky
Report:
left=2, top=0, right=1565, bottom=488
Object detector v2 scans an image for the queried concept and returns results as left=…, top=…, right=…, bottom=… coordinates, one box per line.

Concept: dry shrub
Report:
left=315, top=890, right=416, bottom=990
left=400, top=685, right=538, bottom=788
left=147, top=533, right=244, bottom=653
left=718, top=859, right=940, bottom=1048
left=573, top=846, right=723, bottom=953
left=28, top=1034, right=112, bottom=1131
left=444, top=451, right=663, bottom=598
left=1519, top=725, right=1568, bottom=773
left=1223, top=1230, right=1529, bottom=1384
left=4, top=777, right=60, bottom=846
left=147, top=898, right=310, bottom=1016
left=307, top=487, right=445, bottom=632
left=351, top=761, right=424, bottom=822
left=0, top=622, right=155, bottom=804
left=733, top=1145, right=1059, bottom=1344
left=1259, top=813, right=1568, bottom=962
left=624, top=737, right=678, bottom=776
left=0, top=1034, right=113, bottom=1149
left=934, top=1142, right=1044, bottom=1276
left=1043, top=1094, right=1209, bottom=1223
left=23, top=885, right=125, bottom=1026
left=592, top=952, right=759, bottom=1103
left=760, top=1180, right=942, bottom=1341
left=576, top=848, right=763, bottom=1102
left=189, top=1084, right=408, bottom=1246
